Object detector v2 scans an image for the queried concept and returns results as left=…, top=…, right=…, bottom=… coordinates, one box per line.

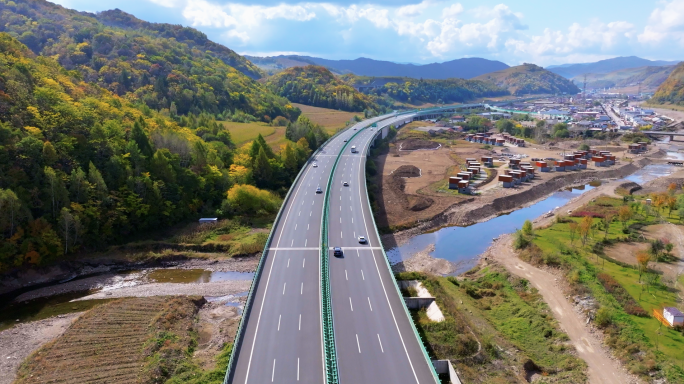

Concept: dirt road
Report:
left=483, top=235, right=639, bottom=384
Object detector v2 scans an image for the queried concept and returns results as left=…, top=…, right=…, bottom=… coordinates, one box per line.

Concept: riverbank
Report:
left=383, top=157, right=653, bottom=250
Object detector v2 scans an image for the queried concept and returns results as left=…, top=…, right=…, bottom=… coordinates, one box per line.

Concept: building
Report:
left=664, top=307, right=684, bottom=327
left=499, top=174, right=514, bottom=188
left=448, top=176, right=462, bottom=190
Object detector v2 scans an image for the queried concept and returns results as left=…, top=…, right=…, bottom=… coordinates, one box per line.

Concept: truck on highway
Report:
left=351, top=145, right=357, bottom=153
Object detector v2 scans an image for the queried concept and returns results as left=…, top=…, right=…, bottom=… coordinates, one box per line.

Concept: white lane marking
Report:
left=305, top=239, right=308, bottom=247
left=349, top=297, right=354, bottom=311
left=352, top=217, right=353, bottom=224
left=361, top=270, right=365, bottom=280
left=299, top=314, right=301, bottom=330
left=291, top=239, right=294, bottom=247
left=312, top=200, right=314, bottom=205
left=356, top=138, right=420, bottom=384
left=283, top=283, right=286, bottom=295
left=341, top=231, right=343, bottom=239
left=301, top=282, right=303, bottom=294
left=303, top=258, right=306, bottom=268
left=354, top=231, right=356, bottom=239
left=356, top=334, right=361, bottom=353
left=298, top=211, right=301, bottom=216
left=272, top=359, right=276, bottom=382
left=268, top=247, right=319, bottom=251
left=278, top=315, right=281, bottom=331
left=357, top=249, right=360, bottom=258
left=297, top=358, right=300, bottom=381
left=287, top=258, right=290, bottom=268
left=243, top=154, right=318, bottom=383
left=295, top=224, right=297, bottom=230
left=368, top=297, right=373, bottom=311
left=377, top=334, right=384, bottom=353
left=308, top=224, right=310, bottom=230
left=310, top=211, right=312, bottom=216
left=345, top=270, right=348, bottom=280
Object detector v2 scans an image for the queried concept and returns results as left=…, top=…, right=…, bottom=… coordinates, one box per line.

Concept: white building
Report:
left=664, top=307, right=684, bottom=327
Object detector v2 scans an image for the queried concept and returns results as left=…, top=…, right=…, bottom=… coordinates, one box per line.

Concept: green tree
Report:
left=282, top=143, right=298, bottom=180
left=522, top=219, right=534, bottom=237
left=0, top=189, right=22, bottom=236
left=87, top=162, right=109, bottom=200
left=131, top=118, right=153, bottom=158
left=252, top=147, right=273, bottom=189
left=42, top=141, right=58, bottom=165
left=496, top=119, right=515, bottom=134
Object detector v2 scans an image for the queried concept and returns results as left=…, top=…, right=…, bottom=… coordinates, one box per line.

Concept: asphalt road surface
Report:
left=228, top=115, right=395, bottom=384
left=327, top=115, right=438, bottom=384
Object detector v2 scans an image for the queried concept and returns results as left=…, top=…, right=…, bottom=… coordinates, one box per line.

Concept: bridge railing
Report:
left=363, top=121, right=441, bottom=384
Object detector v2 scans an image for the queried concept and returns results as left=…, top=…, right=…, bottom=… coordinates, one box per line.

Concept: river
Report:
left=386, top=163, right=678, bottom=275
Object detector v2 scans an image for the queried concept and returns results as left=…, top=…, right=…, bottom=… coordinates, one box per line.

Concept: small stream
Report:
left=387, top=163, right=679, bottom=275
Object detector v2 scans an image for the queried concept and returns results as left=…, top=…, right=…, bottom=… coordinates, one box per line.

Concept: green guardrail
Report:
left=362, top=120, right=441, bottom=383
left=222, top=115, right=387, bottom=384
left=320, top=116, right=388, bottom=384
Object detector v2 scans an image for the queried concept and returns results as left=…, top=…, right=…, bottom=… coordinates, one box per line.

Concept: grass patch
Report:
left=412, top=271, right=587, bottom=383
left=166, top=343, right=233, bottom=384
left=527, top=196, right=684, bottom=382
left=220, top=121, right=276, bottom=145
left=293, top=103, right=360, bottom=134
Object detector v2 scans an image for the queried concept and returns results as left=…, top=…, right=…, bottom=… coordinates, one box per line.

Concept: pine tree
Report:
left=252, top=147, right=273, bottom=189
left=282, top=143, right=297, bottom=181
left=42, top=141, right=58, bottom=165
left=256, top=134, right=275, bottom=159
left=88, top=162, right=108, bottom=200
left=131, top=118, right=153, bottom=158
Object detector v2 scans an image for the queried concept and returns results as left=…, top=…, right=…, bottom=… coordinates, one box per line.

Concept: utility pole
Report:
left=637, top=81, right=642, bottom=100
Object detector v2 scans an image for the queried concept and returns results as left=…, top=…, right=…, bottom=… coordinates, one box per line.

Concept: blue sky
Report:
left=51, top=0, right=684, bottom=66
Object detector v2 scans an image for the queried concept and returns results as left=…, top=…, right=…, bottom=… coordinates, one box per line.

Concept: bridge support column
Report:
left=671, top=135, right=674, bottom=141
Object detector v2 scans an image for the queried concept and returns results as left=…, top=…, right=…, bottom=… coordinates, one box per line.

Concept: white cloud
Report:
left=322, top=4, right=391, bottom=28
left=397, top=0, right=434, bottom=18
left=182, top=0, right=236, bottom=28
left=441, top=3, right=463, bottom=19
left=147, top=0, right=181, bottom=8
left=639, top=0, right=684, bottom=45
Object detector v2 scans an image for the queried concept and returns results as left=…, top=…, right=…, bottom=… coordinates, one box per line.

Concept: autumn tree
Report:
left=579, top=216, right=593, bottom=247
left=602, top=213, right=615, bottom=239
left=668, top=182, right=677, bottom=195
left=568, top=221, right=579, bottom=245
left=636, top=251, right=651, bottom=282
left=618, top=205, right=632, bottom=228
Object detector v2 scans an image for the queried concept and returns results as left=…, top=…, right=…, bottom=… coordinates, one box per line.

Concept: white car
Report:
left=343, top=181, right=349, bottom=186
left=316, top=186, right=322, bottom=194
left=313, top=162, right=318, bottom=168
left=358, top=236, right=366, bottom=244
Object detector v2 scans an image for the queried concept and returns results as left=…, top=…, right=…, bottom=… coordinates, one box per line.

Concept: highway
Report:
left=227, top=115, right=395, bottom=384
left=327, top=114, right=438, bottom=383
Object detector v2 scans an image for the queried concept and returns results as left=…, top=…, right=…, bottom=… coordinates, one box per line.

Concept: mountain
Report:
left=249, top=55, right=510, bottom=79
left=0, top=0, right=299, bottom=122
left=570, top=65, right=677, bottom=91
left=648, top=62, right=684, bottom=106
left=265, top=66, right=378, bottom=112
left=475, top=64, right=580, bottom=96
left=548, top=56, right=680, bottom=78
left=349, top=75, right=508, bottom=104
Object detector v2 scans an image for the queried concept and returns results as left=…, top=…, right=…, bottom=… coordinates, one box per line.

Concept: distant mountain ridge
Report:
left=570, top=65, right=677, bottom=90
left=247, top=55, right=510, bottom=79
left=475, top=64, right=580, bottom=96
left=548, top=56, right=680, bottom=78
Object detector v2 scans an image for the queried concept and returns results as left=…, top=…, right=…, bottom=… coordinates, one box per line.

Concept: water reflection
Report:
left=147, top=269, right=254, bottom=283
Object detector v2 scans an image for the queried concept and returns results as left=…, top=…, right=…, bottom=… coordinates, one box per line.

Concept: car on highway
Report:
left=333, top=247, right=343, bottom=257
left=343, top=181, right=349, bottom=186
left=344, top=139, right=348, bottom=142
left=313, top=162, right=318, bottom=167
left=358, top=236, right=366, bottom=244
left=316, top=186, right=322, bottom=194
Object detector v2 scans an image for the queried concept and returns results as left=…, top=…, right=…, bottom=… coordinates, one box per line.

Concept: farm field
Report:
left=14, top=297, right=201, bottom=384
left=292, top=103, right=360, bottom=134
left=220, top=121, right=276, bottom=145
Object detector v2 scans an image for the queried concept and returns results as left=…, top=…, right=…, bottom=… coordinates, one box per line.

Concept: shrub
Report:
left=597, top=273, right=649, bottom=318
left=595, top=307, right=613, bottom=328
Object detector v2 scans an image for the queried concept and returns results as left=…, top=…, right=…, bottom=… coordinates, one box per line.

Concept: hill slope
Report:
left=648, top=62, right=684, bottom=106
left=0, top=0, right=298, bottom=121
left=265, top=66, right=377, bottom=112
left=548, top=56, right=679, bottom=78
left=251, top=55, right=509, bottom=79
left=570, top=65, right=677, bottom=90
left=475, top=64, right=580, bottom=96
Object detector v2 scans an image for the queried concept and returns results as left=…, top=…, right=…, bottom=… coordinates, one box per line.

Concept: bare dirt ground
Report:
left=481, top=235, right=641, bottom=384
left=74, top=280, right=251, bottom=301
left=195, top=302, right=241, bottom=369
left=0, top=313, right=82, bottom=384
left=391, top=244, right=455, bottom=275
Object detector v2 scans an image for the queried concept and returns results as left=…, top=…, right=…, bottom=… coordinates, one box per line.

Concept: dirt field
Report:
left=293, top=103, right=361, bottom=134
left=13, top=296, right=200, bottom=384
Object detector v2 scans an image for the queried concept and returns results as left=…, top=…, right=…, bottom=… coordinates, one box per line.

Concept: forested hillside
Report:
left=0, top=34, right=326, bottom=271
left=648, top=62, right=684, bottom=106
left=265, top=66, right=377, bottom=112
left=475, top=64, right=580, bottom=96
left=350, top=76, right=508, bottom=104
left=571, top=65, right=675, bottom=90
left=0, top=0, right=299, bottom=122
